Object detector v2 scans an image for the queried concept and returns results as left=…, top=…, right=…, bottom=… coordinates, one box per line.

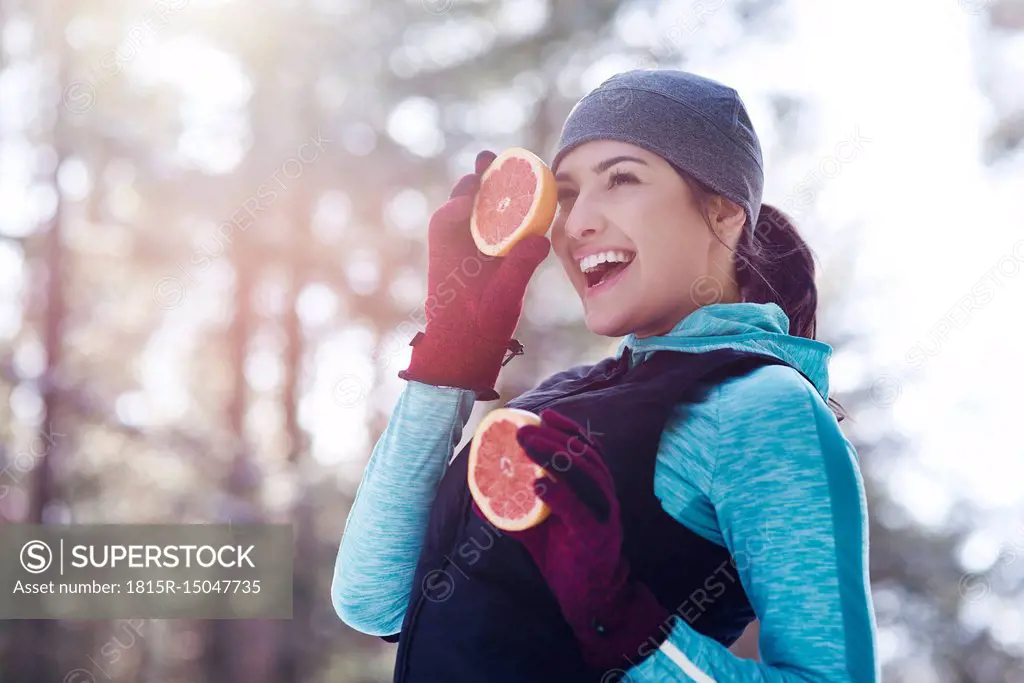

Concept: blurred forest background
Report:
left=1, top=0, right=1023, bottom=681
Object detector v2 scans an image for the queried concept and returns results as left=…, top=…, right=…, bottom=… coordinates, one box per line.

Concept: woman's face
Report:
left=551, top=139, right=746, bottom=339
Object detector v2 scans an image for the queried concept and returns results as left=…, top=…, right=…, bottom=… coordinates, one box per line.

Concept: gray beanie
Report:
left=550, top=69, right=765, bottom=233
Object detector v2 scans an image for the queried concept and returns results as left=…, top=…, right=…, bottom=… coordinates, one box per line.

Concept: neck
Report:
left=632, top=283, right=743, bottom=339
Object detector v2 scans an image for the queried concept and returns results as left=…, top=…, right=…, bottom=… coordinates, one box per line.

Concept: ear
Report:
left=708, top=195, right=746, bottom=243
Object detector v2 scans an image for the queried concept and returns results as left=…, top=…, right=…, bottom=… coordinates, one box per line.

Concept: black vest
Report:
left=389, top=348, right=798, bottom=682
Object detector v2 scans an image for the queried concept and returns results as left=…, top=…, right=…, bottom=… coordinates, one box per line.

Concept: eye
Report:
left=607, top=170, right=638, bottom=189
left=556, top=186, right=577, bottom=203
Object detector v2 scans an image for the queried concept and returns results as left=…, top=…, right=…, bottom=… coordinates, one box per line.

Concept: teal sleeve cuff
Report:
left=331, top=380, right=476, bottom=636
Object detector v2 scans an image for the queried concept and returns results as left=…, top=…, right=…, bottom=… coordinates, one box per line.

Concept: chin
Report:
left=583, top=308, right=632, bottom=338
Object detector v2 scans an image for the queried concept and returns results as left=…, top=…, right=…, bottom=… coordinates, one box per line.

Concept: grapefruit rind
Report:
left=467, top=407, right=551, bottom=532
left=470, top=147, right=557, bottom=258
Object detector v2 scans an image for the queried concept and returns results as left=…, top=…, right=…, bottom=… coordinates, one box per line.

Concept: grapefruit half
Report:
left=467, top=407, right=551, bottom=531
left=470, top=147, right=557, bottom=257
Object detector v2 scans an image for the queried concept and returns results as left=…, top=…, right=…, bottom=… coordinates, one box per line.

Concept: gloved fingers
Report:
left=427, top=194, right=479, bottom=266
left=429, top=153, right=501, bottom=272
left=477, top=234, right=550, bottom=334
left=532, top=468, right=610, bottom=526
left=516, top=428, right=611, bottom=524
left=517, top=424, right=604, bottom=478
left=429, top=194, right=475, bottom=232
left=506, top=232, right=551, bottom=266
left=515, top=425, right=568, bottom=461
left=449, top=172, right=481, bottom=200
left=536, top=409, right=612, bottom=488
left=450, top=148, right=495, bottom=199
left=538, top=408, right=603, bottom=451
left=475, top=149, right=497, bottom=176
left=427, top=151, right=498, bottom=274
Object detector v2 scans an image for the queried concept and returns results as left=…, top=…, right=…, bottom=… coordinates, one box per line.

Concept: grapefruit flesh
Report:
left=467, top=408, right=551, bottom=531
left=470, top=148, right=557, bottom=257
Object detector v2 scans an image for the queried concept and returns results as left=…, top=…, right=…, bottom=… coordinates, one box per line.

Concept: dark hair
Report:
left=677, top=170, right=848, bottom=422
left=736, top=204, right=817, bottom=338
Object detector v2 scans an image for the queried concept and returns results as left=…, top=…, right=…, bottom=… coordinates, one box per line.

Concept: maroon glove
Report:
left=474, top=408, right=672, bottom=669
left=398, top=150, right=550, bottom=401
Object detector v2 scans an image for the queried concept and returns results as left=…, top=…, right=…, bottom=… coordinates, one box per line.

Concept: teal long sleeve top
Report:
left=332, top=302, right=880, bottom=682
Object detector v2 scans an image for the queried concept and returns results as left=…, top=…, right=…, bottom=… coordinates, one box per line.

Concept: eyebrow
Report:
left=554, top=155, right=648, bottom=183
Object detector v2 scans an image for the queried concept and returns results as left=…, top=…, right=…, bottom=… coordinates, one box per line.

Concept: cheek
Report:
left=551, top=210, right=566, bottom=241
left=635, top=223, right=707, bottom=286
left=550, top=215, right=569, bottom=258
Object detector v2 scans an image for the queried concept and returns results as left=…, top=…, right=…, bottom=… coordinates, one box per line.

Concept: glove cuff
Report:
left=397, top=328, right=524, bottom=402
left=566, top=562, right=673, bottom=670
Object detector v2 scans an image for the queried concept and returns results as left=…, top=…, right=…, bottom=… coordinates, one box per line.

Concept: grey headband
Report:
left=550, top=69, right=765, bottom=233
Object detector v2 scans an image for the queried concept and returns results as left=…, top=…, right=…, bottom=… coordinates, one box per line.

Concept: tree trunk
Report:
left=9, top=0, right=70, bottom=678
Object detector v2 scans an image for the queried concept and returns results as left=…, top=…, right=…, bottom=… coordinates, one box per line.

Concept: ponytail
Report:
left=735, top=204, right=816, bottom=341
left=736, top=205, right=847, bottom=421
left=674, top=168, right=848, bottom=422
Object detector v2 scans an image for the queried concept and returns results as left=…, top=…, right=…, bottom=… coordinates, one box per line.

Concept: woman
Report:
left=333, top=69, right=879, bottom=682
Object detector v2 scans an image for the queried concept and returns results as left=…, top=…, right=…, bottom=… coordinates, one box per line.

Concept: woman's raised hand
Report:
left=398, top=150, right=550, bottom=401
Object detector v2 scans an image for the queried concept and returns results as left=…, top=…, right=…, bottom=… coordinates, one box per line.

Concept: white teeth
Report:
left=578, top=250, right=635, bottom=274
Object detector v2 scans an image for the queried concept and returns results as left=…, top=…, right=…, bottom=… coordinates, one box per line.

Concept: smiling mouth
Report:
left=581, top=260, right=635, bottom=297
left=583, top=259, right=632, bottom=288
left=585, top=259, right=622, bottom=286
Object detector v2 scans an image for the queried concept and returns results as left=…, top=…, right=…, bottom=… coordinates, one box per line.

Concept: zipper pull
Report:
left=501, top=339, right=525, bottom=367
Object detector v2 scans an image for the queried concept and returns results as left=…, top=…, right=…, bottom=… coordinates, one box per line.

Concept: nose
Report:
left=562, top=196, right=604, bottom=242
